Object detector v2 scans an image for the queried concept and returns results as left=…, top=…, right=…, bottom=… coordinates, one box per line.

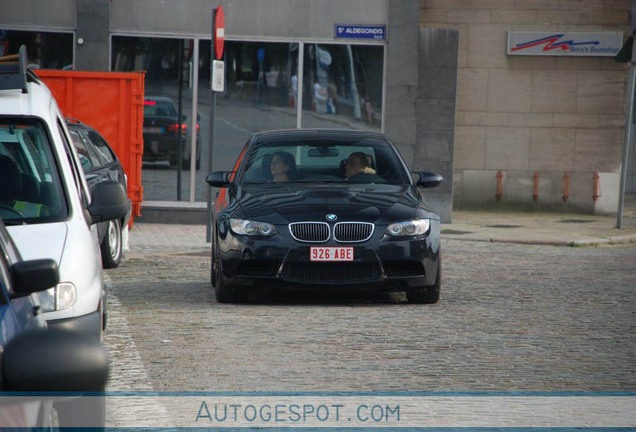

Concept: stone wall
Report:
left=421, top=0, right=631, bottom=213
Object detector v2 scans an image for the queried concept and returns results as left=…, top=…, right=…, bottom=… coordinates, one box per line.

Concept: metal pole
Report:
left=177, top=43, right=184, bottom=200
left=618, top=36, right=636, bottom=229
left=189, top=38, right=199, bottom=202
left=206, top=8, right=217, bottom=243
left=296, top=42, right=304, bottom=129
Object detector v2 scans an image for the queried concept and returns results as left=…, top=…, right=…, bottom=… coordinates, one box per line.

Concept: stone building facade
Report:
left=420, top=0, right=632, bottom=213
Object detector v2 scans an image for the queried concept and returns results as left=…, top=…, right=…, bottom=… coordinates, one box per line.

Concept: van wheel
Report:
left=101, top=219, right=122, bottom=269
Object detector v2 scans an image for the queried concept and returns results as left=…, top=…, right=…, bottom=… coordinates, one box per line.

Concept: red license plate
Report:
left=310, top=247, right=354, bottom=262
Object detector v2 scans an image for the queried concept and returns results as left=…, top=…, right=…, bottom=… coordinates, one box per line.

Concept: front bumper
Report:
left=47, top=310, right=101, bottom=340
left=217, top=221, right=440, bottom=292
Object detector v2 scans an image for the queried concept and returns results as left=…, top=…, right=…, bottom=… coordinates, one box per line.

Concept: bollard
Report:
left=496, top=171, right=503, bottom=201
left=593, top=171, right=601, bottom=202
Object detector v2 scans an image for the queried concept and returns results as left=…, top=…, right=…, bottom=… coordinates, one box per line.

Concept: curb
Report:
left=570, top=234, right=636, bottom=247
left=442, top=234, right=636, bottom=247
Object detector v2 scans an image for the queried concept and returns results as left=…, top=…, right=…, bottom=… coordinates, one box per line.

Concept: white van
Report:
left=0, top=47, right=128, bottom=339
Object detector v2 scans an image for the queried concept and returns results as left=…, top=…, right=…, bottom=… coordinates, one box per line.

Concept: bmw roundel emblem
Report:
left=326, top=213, right=338, bottom=222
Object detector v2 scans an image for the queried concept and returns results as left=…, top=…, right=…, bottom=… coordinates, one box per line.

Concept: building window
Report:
left=302, top=43, right=383, bottom=131
left=0, top=30, right=73, bottom=69
left=111, top=36, right=384, bottom=203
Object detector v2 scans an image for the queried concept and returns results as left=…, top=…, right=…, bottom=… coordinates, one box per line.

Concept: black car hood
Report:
left=231, top=183, right=437, bottom=224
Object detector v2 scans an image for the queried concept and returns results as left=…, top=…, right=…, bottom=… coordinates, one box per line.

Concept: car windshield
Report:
left=240, top=139, right=411, bottom=185
left=0, top=117, right=68, bottom=224
left=144, top=99, right=177, bottom=117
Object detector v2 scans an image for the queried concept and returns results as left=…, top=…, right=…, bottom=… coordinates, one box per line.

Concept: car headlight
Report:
left=386, top=219, right=431, bottom=237
left=230, top=219, right=277, bottom=236
left=33, top=282, right=77, bottom=312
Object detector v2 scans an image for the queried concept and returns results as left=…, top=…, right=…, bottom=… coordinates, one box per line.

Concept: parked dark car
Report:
left=143, top=95, right=201, bottom=169
left=206, top=129, right=442, bottom=304
left=67, top=118, right=131, bottom=268
left=0, top=217, right=109, bottom=427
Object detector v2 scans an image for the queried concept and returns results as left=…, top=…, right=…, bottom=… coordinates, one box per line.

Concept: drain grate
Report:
left=486, top=224, right=522, bottom=229
left=558, top=219, right=594, bottom=224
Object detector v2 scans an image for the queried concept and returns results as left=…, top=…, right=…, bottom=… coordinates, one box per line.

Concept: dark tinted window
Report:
left=0, top=243, right=12, bottom=303
left=144, top=100, right=178, bottom=117
left=86, top=131, right=115, bottom=165
left=69, top=130, right=95, bottom=170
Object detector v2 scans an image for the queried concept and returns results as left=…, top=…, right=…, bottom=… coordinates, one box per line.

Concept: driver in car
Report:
left=344, top=152, right=379, bottom=182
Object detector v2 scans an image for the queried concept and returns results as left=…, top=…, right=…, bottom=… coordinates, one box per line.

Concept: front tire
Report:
left=210, top=242, right=217, bottom=287
left=406, top=256, right=441, bottom=304
left=101, top=219, right=122, bottom=269
left=214, top=258, right=248, bottom=303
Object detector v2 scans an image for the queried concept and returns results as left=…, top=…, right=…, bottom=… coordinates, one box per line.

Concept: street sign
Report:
left=212, top=60, right=224, bottom=92
left=214, top=6, right=225, bottom=59
left=334, top=24, right=386, bottom=41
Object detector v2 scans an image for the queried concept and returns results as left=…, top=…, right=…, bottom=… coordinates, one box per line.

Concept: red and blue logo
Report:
left=511, top=34, right=599, bottom=52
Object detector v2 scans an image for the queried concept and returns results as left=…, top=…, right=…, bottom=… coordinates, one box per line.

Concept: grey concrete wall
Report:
left=0, top=0, right=75, bottom=30
left=384, top=0, right=419, bottom=167
left=414, top=28, right=458, bottom=223
left=110, top=0, right=388, bottom=40
left=76, top=0, right=109, bottom=70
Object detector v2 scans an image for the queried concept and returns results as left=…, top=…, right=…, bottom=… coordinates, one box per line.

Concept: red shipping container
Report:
left=35, top=69, right=145, bottom=225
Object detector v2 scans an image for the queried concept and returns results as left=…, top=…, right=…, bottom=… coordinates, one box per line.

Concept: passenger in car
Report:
left=344, top=152, right=378, bottom=182
left=270, top=151, right=296, bottom=182
left=0, top=155, right=49, bottom=217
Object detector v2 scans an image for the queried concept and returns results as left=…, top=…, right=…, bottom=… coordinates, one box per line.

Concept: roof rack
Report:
left=0, top=45, right=29, bottom=93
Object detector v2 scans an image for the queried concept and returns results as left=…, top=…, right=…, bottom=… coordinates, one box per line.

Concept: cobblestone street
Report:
left=103, top=238, right=636, bottom=396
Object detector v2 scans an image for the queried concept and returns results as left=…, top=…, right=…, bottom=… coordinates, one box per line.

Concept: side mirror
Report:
left=10, top=258, right=59, bottom=297
left=413, top=172, right=443, bottom=188
left=206, top=171, right=232, bottom=188
left=1, top=329, right=109, bottom=391
left=87, top=181, right=129, bottom=224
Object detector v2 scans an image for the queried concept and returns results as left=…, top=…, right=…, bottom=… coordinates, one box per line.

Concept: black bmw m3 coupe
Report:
left=206, top=129, right=442, bottom=304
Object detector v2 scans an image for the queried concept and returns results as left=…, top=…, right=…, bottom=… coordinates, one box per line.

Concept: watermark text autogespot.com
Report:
left=196, top=401, right=400, bottom=425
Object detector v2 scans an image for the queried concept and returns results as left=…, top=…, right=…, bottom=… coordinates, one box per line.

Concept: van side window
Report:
left=57, top=120, right=90, bottom=207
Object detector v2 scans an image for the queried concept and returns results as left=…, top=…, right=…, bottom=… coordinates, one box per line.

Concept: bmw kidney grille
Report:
left=289, top=222, right=330, bottom=242
left=333, top=222, right=374, bottom=242
left=289, top=222, right=373, bottom=243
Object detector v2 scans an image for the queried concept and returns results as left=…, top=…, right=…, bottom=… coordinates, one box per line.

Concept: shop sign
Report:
left=507, top=31, right=623, bottom=56
left=334, top=24, right=386, bottom=41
